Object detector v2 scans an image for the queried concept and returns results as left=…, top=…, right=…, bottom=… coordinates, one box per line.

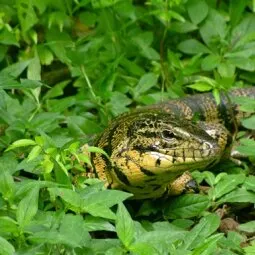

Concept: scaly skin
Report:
left=91, top=87, right=255, bottom=199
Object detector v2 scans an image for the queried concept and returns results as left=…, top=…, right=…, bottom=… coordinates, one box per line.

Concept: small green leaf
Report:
left=244, top=176, right=255, bottom=191
left=201, top=54, right=221, bottom=71
left=187, top=83, right=213, bottom=92
left=133, top=73, right=158, bottom=98
left=164, top=194, right=210, bottom=219
left=182, top=214, right=220, bottom=250
left=116, top=203, right=135, bottom=248
left=27, top=145, right=42, bottom=162
left=212, top=174, right=246, bottom=200
left=0, top=172, right=15, bottom=200
left=217, top=188, right=255, bottom=204
left=0, top=216, right=18, bottom=236
left=178, top=39, right=211, bottom=55
left=0, top=236, right=15, bottom=255
left=16, top=186, right=39, bottom=228
left=187, top=0, right=208, bottom=25
left=238, top=221, right=255, bottom=233
left=130, top=243, right=160, bottom=255
left=241, top=115, right=255, bottom=130
left=5, top=139, right=37, bottom=151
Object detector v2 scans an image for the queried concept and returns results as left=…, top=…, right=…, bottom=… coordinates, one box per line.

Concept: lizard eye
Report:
left=162, top=130, right=175, bottom=140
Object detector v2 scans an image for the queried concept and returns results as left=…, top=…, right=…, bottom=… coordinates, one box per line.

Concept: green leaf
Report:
left=27, top=56, right=41, bottom=80
left=217, top=188, right=255, bottom=204
left=178, top=39, right=211, bottom=55
left=199, top=9, right=226, bottom=47
left=164, top=194, right=210, bottom=219
left=59, top=214, right=91, bottom=247
left=201, top=54, right=221, bottom=71
left=0, top=172, right=15, bottom=200
left=91, top=0, right=124, bottom=8
left=0, top=236, right=15, bottom=255
left=84, top=216, right=115, bottom=232
left=130, top=243, right=160, bottom=255
left=191, top=233, right=223, bottom=255
left=5, top=139, right=37, bottom=151
left=0, top=216, right=18, bottom=236
left=0, top=60, right=31, bottom=78
left=187, top=83, right=213, bottom=92
left=238, top=221, right=255, bottom=233
left=242, top=115, right=255, bottom=129
left=187, top=0, right=208, bottom=25
left=243, top=243, right=255, bottom=255
left=17, top=0, right=38, bottom=32
left=229, top=1, right=247, bottom=27
left=37, top=45, right=54, bottom=65
left=16, top=186, right=39, bottom=228
left=108, top=92, right=132, bottom=115
left=212, top=174, right=246, bottom=200
left=116, top=203, right=135, bottom=248
left=182, top=214, right=220, bottom=250
left=244, top=176, right=255, bottom=191
left=236, top=138, right=255, bottom=156
left=133, top=73, right=158, bottom=98
left=27, top=145, right=42, bottom=162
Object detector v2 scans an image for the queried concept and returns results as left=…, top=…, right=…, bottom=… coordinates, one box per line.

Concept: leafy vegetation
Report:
left=0, top=0, right=255, bottom=254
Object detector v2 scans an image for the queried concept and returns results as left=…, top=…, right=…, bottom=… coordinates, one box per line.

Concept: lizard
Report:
left=91, top=87, right=255, bottom=199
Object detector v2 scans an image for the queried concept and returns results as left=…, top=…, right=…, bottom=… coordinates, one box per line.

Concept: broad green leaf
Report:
left=0, top=216, right=18, bottom=236
left=27, top=145, right=42, bottom=162
left=6, top=139, right=36, bottom=151
left=37, top=45, right=54, bottom=65
left=241, top=115, right=255, bottom=129
left=82, top=189, right=133, bottom=208
left=243, top=244, right=255, bottom=255
left=59, top=214, right=91, bottom=247
left=108, top=91, right=132, bottom=115
left=164, top=194, right=210, bottom=219
left=130, top=243, right=160, bottom=255
left=217, top=62, right=236, bottom=77
left=187, top=0, right=208, bottom=25
left=212, top=174, right=246, bottom=200
left=191, top=233, right=223, bottom=255
left=187, top=83, right=213, bottom=92
left=201, top=54, right=221, bottom=71
left=171, top=21, right=198, bottom=33
left=0, top=236, right=15, bottom=255
left=0, top=27, right=19, bottom=46
left=0, top=60, right=31, bottom=78
left=244, top=176, right=255, bottom=191
left=0, top=171, right=15, bottom=201
left=16, top=186, right=39, bottom=228
left=91, top=0, right=123, bottom=8
left=217, top=188, right=255, bottom=204
left=84, top=216, right=115, bottom=232
left=86, top=146, right=109, bottom=159
left=43, top=80, right=69, bottom=99
left=182, top=214, right=220, bottom=250
left=238, top=221, right=255, bottom=233
left=27, top=56, right=41, bottom=80
left=178, top=39, right=210, bottom=55
left=133, top=73, right=158, bottom=98
left=17, top=0, right=38, bottom=32
left=236, top=138, right=255, bottom=156
left=199, top=9, right=226, bottom=47
left=116, top=203, right=135, bottom=248
left=229, top=1, right=247, bottom=27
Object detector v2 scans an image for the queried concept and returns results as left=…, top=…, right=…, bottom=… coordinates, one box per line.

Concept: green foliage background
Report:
left=0, top=0, right=255, bottom=254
